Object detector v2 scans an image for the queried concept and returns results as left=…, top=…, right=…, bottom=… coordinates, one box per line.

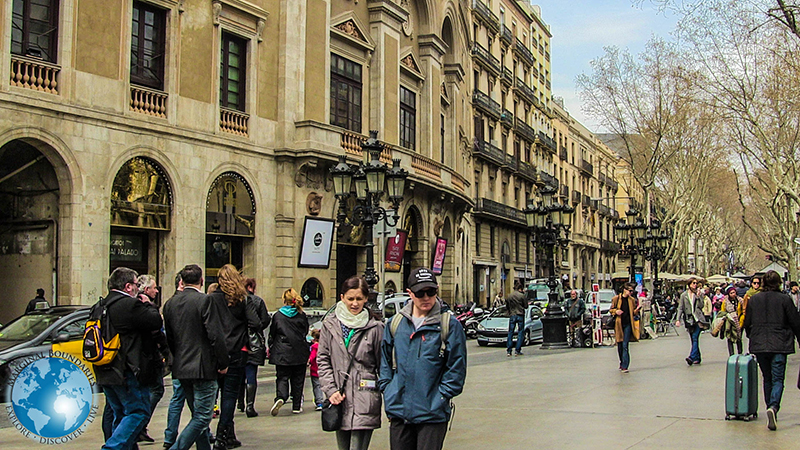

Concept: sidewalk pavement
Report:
left=4, top=331, right=800, bottom=449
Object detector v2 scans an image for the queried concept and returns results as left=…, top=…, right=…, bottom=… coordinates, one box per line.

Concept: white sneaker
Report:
left=292, top=407, right=303, bottom=414
left=270, top=399, right=284, bottom=416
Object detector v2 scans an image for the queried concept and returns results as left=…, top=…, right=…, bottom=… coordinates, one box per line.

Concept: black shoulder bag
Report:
left=321, top=332, right=365, bottom=432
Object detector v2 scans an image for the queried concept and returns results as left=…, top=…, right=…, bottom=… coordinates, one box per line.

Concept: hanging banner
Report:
left=384, top=230, right=407, bottom=272
left=431, top=237, right=447, bottom=275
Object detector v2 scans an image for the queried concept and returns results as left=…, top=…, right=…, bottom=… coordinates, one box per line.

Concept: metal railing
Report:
left=501, top=67, right=513, bottom=87
left=472, top=89, right=502, bottom=120
left=572, top=190, right=581, bottom=204
left=472, top=42, right=500, bottom=75
left=472, top=0, right=500, bottom=34
left=580, top=160, right=594, bottom=176
left=500, top=109, right=514, bottom=129
left=517, top=160, right=537, bottom=182
left=513, top=37, right=534, bottom=67
left=537, top=131, right=557, bottom=154
left=474, top=197, right=525, bottom=224
left=514, top=78, right=536, bottom=106
left=500, top=24, right=513, bottom=46
left=473, top=138, right=506, bottom=166
left=515, top=117, right=536, bottom=143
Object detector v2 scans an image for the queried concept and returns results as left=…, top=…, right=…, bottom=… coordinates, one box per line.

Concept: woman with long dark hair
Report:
left=318, top=276, right=384, bottom=450
left=210, top=264, right=257, bottom=450
left=609, top=282, right=640, bottom=373
left=268, top=288, right=310, bottom=415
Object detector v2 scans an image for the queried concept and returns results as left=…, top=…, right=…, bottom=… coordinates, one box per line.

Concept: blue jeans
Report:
left=164, top=379, right=185, bottom=446
left=217, top=351, right=246, bottom=433
left=171, top=379, right=218, bottom=450
left=101, top=371, right=152, bottom=450
left=617, top=324, right=632, bottom=370
left=507, top=314, right=525, bottom=354
left=756, top=353, right=788, bottom=412
left=688, top=324, right=702, bottom=362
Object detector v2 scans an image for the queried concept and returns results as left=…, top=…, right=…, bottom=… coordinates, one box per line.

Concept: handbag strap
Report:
left=337, top=330, right=366, bottom=394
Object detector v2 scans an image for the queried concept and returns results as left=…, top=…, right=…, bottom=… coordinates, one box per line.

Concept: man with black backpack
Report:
left=94, top=267, right=163, bottom=450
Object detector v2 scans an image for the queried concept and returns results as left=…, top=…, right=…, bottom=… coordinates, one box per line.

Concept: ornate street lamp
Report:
left=330, top=131, right=408, bottom=310
left=523, top=185, right=575, bottom=349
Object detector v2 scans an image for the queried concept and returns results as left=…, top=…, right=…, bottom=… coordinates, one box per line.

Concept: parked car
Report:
left=585, top=289, right=616, bottom=315
left=525, top=281, right=565, bottom=307
left=476, top=304, right=544, bottom=347
left=0, top=306, right=94, bottom=401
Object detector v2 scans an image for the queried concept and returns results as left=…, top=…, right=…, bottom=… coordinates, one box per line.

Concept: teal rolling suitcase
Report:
left=725, top=354, right=758, bottom=421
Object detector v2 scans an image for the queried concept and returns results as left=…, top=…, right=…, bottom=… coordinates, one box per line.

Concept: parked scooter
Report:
left=457, top=305, right=490, bottom=339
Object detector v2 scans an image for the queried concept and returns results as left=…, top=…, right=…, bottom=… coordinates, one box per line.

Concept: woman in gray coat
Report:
left=318, top=276, right=384, bottom=450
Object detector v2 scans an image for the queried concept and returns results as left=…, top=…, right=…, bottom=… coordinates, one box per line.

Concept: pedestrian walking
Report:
left=308, top=329, right=324, bottom=411
left=241, top=277, right=270, bottom=418
left=505, top=281, right=526, bottom=356
left=720, top=286, right=743, bottom=356
left=788, top=281, right=800, bottom=311
left=565, top=290, right=586, bottom=347
left=95, top=267, right=163, bottom=450
left=739, top=276, right=762, bottom=329
left=268, top=288, right=310, bottom=416
left=742, top=270, right=800, bottom=431
left=25, top=287, right=49, bottom=313
left=676, top=277, right=708, bottom=366
left=492, top=290, right=504, bottom=309
left=135, top=274, right=171, bottom=444
left=318, top=276, right=385, bottom=450
left=208, top=264, right=258, bottom=449
left=379, top=267, right=467, bottom=450
left=610, top=282, right=640, bottom=372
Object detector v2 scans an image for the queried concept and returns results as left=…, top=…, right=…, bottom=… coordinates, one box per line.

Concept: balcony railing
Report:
left=572, top=190, right=581, bottom=204
left=472, top=42, right=500, bottom=76
left=590, top=199, right=598, bottom=211
left=500, top=109, right=514, bottom=129
left=580, top=159, right=594, bottom=176
left=513, top=37, right=534, bottom=67
left=517, top=160, right=537, bottom=183
left=599, top=204, right=610, bottom=217
left=537, top=131, right=557, bottom=154
left=560, top=185, right=569, bottom=198
left=500, top=24, right=513, bottom=46
left=600, top=239, right=620, bottom=253
left=411, top=153, right=442, bottom=180
left=515, top=117, right=536, bottom=143
left=474, top=197, right=525, bottom=224
left=501, top=67, right=513, bottom=87
left=472, top=0, right=500, bottom=34
left=341, top=130, right=392, bottom=161
left=473, top=138, right=506, bottom=166
left=582, top=194, right=591, bottom=206
left=598, top=172, right=608, bottom=185
left=559, top=147, right=568, bottom=161
left=130, top=85, right=167, bottom=118
left=220, top=107, right=249, bottom=136
left=539, top=171, right=557, bottom=189
left=514, top=78, right=536, bottom=106
left=607, top=178, right=619, bottom=191
left=472, top=89, right=502, bottom=120
left=10, top=55, right=60, bottom=94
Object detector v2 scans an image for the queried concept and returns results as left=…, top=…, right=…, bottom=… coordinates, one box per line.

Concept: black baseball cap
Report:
left=408, top=267, right=438, bottom=293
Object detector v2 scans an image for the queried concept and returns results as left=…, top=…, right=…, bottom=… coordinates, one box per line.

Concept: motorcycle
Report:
left=457, top=306, right=490, bottom=339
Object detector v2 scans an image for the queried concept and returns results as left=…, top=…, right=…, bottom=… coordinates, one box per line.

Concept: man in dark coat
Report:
left=95, top=267, right=163, bottom=450
left=743, top=270, right=800, bottom=431
left=164, top=264, right=229, bottom=450
left=25, top=288, right=49, bottom=313
left=505, top=281, right=527, bottom=356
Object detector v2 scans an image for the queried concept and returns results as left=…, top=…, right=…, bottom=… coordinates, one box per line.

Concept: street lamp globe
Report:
left=330, top=155, right=352, bottom=198
left=524, top=203, right=537, bottom=228
left=385, top=158, right=408, bottom=205
left=352, top=166, right=367, bottom=201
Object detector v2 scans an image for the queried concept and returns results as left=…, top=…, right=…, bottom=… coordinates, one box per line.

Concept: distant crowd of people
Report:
left=93, top=264, right=466, bottom=450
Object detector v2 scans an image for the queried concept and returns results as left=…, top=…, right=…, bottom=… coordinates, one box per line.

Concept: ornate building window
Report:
left=110, top=157, right=172, bottom=231
left=11, top=0, right=59, bottom=62
left=399, top=86, right=416, bottom=150
left=220, top=32, right=247, bottom=112
left=205, top=172, right=256, bottom=282
left=330, top=53, right=362, bottom=133
left=301, top=278, right=324, bottom=308
left=130, top=1, right=166, bottom=90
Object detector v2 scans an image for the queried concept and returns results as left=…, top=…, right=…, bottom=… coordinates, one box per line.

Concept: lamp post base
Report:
left=540, top=311, right=570, bottom=349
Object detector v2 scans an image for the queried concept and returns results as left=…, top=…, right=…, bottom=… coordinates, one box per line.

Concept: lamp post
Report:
left=524, top=186, right=575, bottom=350
left=330, top=131, right=408, bottom=310
left=615, top=208, right=647, bottom=283
left=643, top=221, right=671, bottom=305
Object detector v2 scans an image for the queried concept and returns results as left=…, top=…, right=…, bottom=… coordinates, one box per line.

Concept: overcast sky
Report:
left=534, top=1, right=679, bottom=132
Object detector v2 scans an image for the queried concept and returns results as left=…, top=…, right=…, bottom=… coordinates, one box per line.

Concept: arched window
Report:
left=301, top=278, right=324, bottom=308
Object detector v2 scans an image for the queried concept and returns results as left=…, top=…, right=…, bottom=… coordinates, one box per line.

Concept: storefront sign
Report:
left=110, top=234, right=143, bottom=262
left=384, top=230, right=407, bottom=272
left=298, top=217, right=335, bottom=268
left=431, top=237, right=447, bottom=275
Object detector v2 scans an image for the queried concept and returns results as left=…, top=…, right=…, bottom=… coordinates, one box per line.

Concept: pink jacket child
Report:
left=309, top=341, right=319, bottom=377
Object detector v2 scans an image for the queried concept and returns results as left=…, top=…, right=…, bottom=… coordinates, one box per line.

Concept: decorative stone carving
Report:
left=306, top=192, right=323, bottom=216
left=336, top=20, right=362, bottom=41
left=401, top=55, right=416, bottom=71
left=212, top=1, right=221, bottom=25
left=294, top=163, right=327, bottom=190
left=433, top=216, right=444, bottom=237
left=257, top=19, right=266, bottom=42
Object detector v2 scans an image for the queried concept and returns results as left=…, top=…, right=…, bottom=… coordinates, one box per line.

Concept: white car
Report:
left=585, top=289, right=616, bottom=315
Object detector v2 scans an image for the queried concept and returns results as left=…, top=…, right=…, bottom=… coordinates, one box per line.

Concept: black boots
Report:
left=245, top=384, right=258, bottom=417
left=213, top=423, right=241, bottom=450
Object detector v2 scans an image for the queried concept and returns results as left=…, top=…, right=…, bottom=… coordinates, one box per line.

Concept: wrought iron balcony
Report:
left=598, top=172, right=608, bottom=185
left=582, top=194, right=591, bottom=206
left=539, top=171, right=557, bottom=189
left=514, top=78, right=536, bottom=106
left=590, top=199, right=598, bottom=211
left=513, top=37, right=535, bottom=67
left=474, top=197, right=526, bottom=225
left=580, top=159, right=594, bottom=176
left=515, top=117, right=536, bottom=143
left=501, top=67, right=513, bottom=87
left=607, top=178, right=619, bottom=191
left=500, top=109, right=514, bottom=129
left=516, top=160, right=537, bottom=183
left=500, top=24, right=513, bottom=46
left=560, top=185, right=569, bottom=198
left=472, top=42, right=501, bottom=76
left=599, top=204, right=610, bottom=217
left=601, top=239, right=620, bottom=253
left=537, top=131, right=557, bottom=154
left=473, top=138, right=506, bottom=166
left=572, top=190, right=581, bottom=204
left=472, top=0, right=500, bottom=34
left=559, top=147, right=568, bottom=161
left=472, top=89, right=502, bottom=121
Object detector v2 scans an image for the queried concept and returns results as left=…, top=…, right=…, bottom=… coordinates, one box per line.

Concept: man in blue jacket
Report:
left=379, top=267, right=467, bottom=450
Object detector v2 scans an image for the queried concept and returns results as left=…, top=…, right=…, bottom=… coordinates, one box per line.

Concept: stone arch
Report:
left=411, top=0, right=437, bottom=37
left=301, top=277, right=325, bottom=308
left=106, top=146, right=181, bottom=207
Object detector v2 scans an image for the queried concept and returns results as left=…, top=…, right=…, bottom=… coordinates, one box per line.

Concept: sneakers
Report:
left=270, top=399, right=284, bottom=416
left=515, top=352, right=523, bottom=356
left=621, top=368, right=629, bottom=373
left=292, top=407, right=303, bottom=414
left=767, top=407, right=777, bottom=431
left=315, top=404, right=323, bottom=411
left=507, top=352, right=512, bottom=357
left=685, top=357, right=694, bottom=366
